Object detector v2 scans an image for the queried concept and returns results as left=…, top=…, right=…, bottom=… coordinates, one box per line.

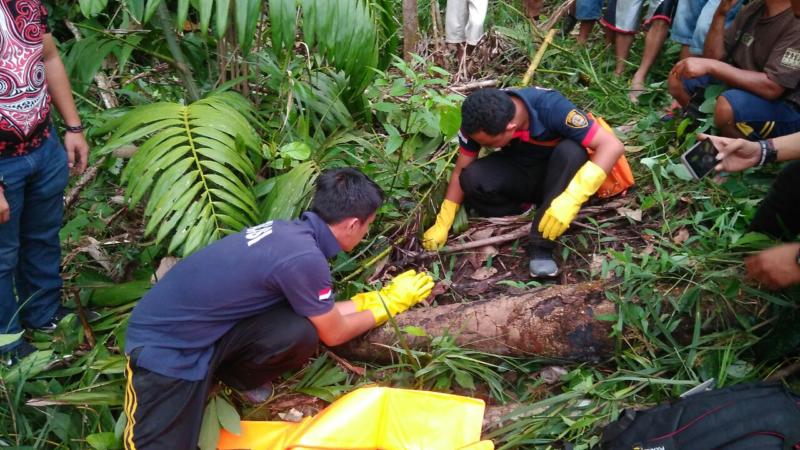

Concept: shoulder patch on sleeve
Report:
left=318, top=287, right=332, bottom=301
left=565, top=109, right=589, bottom=129
left=780, top=48, right=800, bottom=69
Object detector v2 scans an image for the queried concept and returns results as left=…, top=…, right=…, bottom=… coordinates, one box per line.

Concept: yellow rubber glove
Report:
left=422, top=199, right=460, bottom=251
left=538, top=161, right=607, bottom=240
left=351, top=270, right=435, bottom=325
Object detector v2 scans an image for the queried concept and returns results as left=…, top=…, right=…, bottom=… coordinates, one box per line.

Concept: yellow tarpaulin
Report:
left=217, top=387, right=494, bottom=450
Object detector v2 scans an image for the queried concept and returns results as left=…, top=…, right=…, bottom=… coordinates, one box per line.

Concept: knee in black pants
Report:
left=549, top=140, right=588, bottom=173
left=214, top=306, right=319, bottom=391
left=751, top=161, right=800, bottom=240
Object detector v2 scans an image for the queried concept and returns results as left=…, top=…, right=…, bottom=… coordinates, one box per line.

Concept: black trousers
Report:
left=123, top=304, right=319, bottom=450
left=750, top=161, right=800, bottom=240
left=459, top=139, right=588, bottom=249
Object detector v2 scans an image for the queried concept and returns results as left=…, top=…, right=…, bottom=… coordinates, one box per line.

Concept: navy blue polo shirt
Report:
left=124, top=212, right=340, bottom=381
left=458, top=87, right=600, bottom=157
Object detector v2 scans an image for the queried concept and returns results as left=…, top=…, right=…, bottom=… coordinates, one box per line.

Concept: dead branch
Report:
left=542, top=0, right=577, bottom=32
left=522, top=28, right=556, bottom=86
left=449, top=79, right=500, bottom=93
left=398, top=197, right=634, bottom=265
left=333, top=281, right=615, bottom=362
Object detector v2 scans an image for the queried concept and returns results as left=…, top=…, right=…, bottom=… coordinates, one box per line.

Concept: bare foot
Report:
left=628, top=76, right=646, bottom=103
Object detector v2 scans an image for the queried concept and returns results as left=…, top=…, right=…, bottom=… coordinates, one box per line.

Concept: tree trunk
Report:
left=402, top=0, right=419, bottom=61
left=334, top=281, right=615, bottom=362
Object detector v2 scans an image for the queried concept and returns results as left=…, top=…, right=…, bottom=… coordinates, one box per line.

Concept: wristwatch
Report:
left=757, top=139, right=778, bottom=167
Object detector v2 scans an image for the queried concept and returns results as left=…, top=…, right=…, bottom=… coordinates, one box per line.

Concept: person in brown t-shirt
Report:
left=667, top=0, right=800, bottom=139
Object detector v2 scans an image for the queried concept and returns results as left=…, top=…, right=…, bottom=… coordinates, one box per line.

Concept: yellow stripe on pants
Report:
left=124, top=357, right=138, bottom=450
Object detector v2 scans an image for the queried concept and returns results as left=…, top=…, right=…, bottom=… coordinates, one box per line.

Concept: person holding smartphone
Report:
left=701, top=132, right=800, bottom=289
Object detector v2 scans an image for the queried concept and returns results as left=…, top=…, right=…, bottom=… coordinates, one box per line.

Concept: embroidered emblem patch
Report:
left=565, top=110, right=588, bottom=128
left=741, top=33, right=754, bottom=47
left=781, top=48, right=800, bottom=70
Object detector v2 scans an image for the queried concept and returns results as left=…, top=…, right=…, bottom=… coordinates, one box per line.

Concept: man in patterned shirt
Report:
left=0, top=1, right=90, bottom=364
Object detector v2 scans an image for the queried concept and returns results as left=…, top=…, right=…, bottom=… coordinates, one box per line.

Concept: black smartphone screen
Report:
left=682, top=140, right=719, bottom=179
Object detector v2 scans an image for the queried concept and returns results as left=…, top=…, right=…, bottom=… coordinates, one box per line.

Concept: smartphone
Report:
left=681, top=139, right=719, bottom=179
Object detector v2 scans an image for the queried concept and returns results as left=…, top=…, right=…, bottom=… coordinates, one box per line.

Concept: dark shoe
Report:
left=239, top=381, right=273, bottom=405
left=529, top=246, right=559, bottom=278
left=1, top=340, right=36, bottom=367
left=36, top=305, right=100, bottom=333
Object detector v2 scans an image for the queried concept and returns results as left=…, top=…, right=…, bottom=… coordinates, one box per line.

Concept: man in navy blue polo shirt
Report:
left=123, top=168, right=434, bottom=450
left=422, top=87, right=627, bottom=278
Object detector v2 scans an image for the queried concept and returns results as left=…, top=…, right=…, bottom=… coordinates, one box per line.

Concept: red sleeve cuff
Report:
left=459, top=146, right=478, bottom=157
left=581, top=122, right=601, bottom=148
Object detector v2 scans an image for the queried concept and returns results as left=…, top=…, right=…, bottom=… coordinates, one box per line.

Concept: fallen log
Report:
left=334, top=281, right=615, bottom=362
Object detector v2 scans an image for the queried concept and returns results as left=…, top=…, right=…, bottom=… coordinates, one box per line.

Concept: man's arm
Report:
left=702, top=131, right=800, bottom=172
left=585, top=126, right=625, bottom=173
left=42, top=34, right=89, bottom=173
left=671, top=58, right=786, bottom=100
left=308, top=305, right=375, bottom=346
left=707, top=61, right=786, bottom=100
left=746, top=243, right=800, bottom=290
left=0, top=188, right=8, bottom=224
left=443, top=152, right=476, bottom=204
left=703, top=0, right=739, bottom=60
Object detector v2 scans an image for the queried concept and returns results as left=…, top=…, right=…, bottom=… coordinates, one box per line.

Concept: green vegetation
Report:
left=1, top=1, right=798, bottom=448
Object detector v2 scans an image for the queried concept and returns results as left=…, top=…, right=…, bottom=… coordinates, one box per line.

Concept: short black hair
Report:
left=311, top=168, right=384, bottom=224
left=461, top=88, right=515, bottom=136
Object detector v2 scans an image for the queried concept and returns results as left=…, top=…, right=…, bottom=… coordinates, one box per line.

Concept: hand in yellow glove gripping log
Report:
left=351, top=270, right=435, bottom=325
left=538, top=161, right=607, bottom=240
left=422, top=199, right=460, bottom=251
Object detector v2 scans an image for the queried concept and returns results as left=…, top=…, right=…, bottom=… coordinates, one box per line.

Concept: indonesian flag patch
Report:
left=318, top=287, right=333, bottom=301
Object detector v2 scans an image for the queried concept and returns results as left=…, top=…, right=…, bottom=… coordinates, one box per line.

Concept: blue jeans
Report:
left=0, top=128, right=68, bottom=351
left=671, top=0, right=741, bottom=54
left=576, top=0, right=604, bottom=20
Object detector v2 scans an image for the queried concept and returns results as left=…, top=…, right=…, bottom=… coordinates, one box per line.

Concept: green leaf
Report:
left=127, top=0, right=145, bottom=21
left=143, top=0, right=161, bottom=23
left=215, top=397, right=242, bottom=435
left=90, top=280, right=151, bottom=307
left=198, top=398, right=221, bottom=450
left=215, top=0, right=231, bottom=39
left=438, top=105, right=461, bottom=139
left=198, top=0, right=214, bottom=35
left=79, top=0, right=108, bottom=18
left=236, top=0, right=262, bottom=54
left=279, top=141, right=312, bottom=161
left=0, top=331, right=23, bottom=347
left=453, top=369, right=475, bottom=390
left=402, top=326, right=427, bottom=337
left=86, top=432, right=120, bottom=450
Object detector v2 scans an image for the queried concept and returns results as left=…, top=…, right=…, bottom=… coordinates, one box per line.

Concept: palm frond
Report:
left=100, top=93, right=260, bottom=255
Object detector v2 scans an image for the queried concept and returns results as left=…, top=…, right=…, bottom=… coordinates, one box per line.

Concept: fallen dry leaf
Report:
left=151, top=256, right=180, bottom=283
left=616, top=207, right=642, bottom=222
left=673, top=228, right=690, bottom=245
left=469, top=266, right=498, bottom=281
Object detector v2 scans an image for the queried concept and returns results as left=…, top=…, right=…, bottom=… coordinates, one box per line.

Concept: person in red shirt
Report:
left=0, top=1, right=89, bottom=364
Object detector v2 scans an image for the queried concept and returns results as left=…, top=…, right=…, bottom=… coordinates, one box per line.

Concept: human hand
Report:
left=745, top=243, right=800, bottom=290
left=0, top=189, right=9, bottom=224
left=351, top=270, right=434, bottom=325
left=715, top=0, right=739, bottom=17
left=422, top=199, right=460, bottom=251
left=382, top=271, right=435, bottom=312
left=538, top=161, right=606, bottom=240
left=697, top=134, right=761, bottom=173
left=670, top=57, right=714, bottom=80
left=64, top=131, right=89, bottom=174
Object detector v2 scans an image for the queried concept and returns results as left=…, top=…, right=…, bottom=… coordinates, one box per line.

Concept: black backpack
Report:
left=601, top=382, right=800, bottom=450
